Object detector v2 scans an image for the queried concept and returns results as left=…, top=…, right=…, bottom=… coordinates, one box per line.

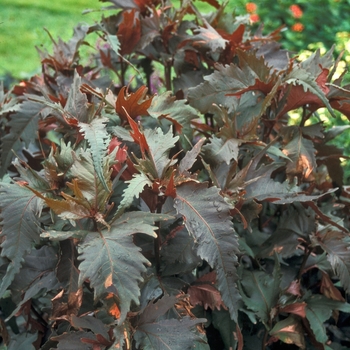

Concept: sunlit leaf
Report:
left=116, top=86, right=153, bottom=121
left=79, top=117, right=111, bottom=192
left=78, top=211, right=169, bottom=323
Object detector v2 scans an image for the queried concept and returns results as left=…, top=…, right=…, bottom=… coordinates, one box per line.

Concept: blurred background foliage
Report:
left=1, top=0, right=350, bottom=180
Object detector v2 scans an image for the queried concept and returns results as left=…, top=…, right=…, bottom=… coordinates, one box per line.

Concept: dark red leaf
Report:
left=125, top=111, right=149, bottom=156
left=188, top=271, right=226, bottom=310
left=117, top=9, right=141, bottom=55
left=280, top=302, right=307, bottom=318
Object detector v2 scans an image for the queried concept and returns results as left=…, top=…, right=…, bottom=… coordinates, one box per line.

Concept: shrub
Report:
left=1, top=0, right=350, bottom=349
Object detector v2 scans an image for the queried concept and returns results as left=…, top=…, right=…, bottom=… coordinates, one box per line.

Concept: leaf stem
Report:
left=298, top=245, right=312, bottom=281
left=154, top=200, right=163, bottom=275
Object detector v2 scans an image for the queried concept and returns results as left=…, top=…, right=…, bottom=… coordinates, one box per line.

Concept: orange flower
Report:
left=246, top=2, right=257, bottom=13
left=250, top=14, right=260, bottom=23
left=290, top=4, right=303, bottom=18
left=291, top=22, right=304, bottom=32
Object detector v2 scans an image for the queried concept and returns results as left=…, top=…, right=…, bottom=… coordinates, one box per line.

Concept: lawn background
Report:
left=1, top=0, right=103, bottom=77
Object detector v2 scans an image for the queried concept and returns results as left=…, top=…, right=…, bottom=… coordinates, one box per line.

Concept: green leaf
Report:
left=65, top=70, right=92, bottom=122
left=78, top=211, right=168, bottom=323
left=282, top=127, right=317, bottom=179
left=134, top=317, right=207, bottom=350
left=70, top=149, right=112, bottom=212
left=212, top=309, right=237, bottom=350
left=203, top=136, right=242, bottom=164
left=178, top=138, right=205, bottom=175
left=9, top=246, right=60, bottom=318
left=160, top=226, right=201, bottom=275
left=187, top=50, right=277, bottom=114
left=270, top=315, right=305, bottom=349
left=144, top=126, right=179, bottom=178
left=115, top=172, right=152, bottom=218
left=0, top=183, right=42, bottom=297
left=148, top=91, right=198, bottom=135
left=51, top=331, right=98, bottom=350
left=7, top=332, right=38, bottom=350
left=0, top=98, right=44, bottom=177
left=238, top=257, right=281, bottom=327
left=286, top=66, right=336, bottom=118
left=315, top=231, right=350, bottom=293
left=305, top=294, right=350, bottom=344
left=187, top=64, right=240, bottom=114
left=79, top=117, right=111, bottom=192
left=137, top=295, right=178, bottom=325
left=174, top=182, right=240, bottom=321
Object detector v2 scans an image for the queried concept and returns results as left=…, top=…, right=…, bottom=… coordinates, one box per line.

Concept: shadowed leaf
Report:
left=174, top=182, right=240, bottom=321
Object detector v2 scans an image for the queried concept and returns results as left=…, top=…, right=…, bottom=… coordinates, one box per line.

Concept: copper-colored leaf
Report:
left=125, top=111, right=149, bottom=156
left=280, top=302, right=307, bottom=318
left=117, top=9, right=141, bottom=55
left=188, top=271, right=226, bottom=311
left=115, top=86, right=153, bottom=121
left=105, top=293, right=121, bottom=319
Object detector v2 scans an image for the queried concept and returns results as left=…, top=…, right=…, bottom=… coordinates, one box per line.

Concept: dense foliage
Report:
left=1, top=0, right=350, bottom=349
left=237, top=0, right=350, bottom=54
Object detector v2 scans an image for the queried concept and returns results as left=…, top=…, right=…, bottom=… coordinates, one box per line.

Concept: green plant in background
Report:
left=2, top=0, right=350, bottom=349
left=234, top=0, right=350, bottom=56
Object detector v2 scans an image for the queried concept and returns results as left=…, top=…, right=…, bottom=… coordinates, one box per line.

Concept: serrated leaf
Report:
left=117, top=9, right=141, bottom=55
left=285, top=66, right=336, bottom=118
left=65, top=70, right=91, bottom=122
left=144, top=126, right=179, bottom=178
left=70, top=149, right=112, bottom=212
left=28, top=187, right=91, bottom=221
left=187, top=50, right=278, bottom=114
left=174, top=182, right=240, bottom=321
left=315, top=231, right=350, bottom=293
left=78, top=211, right=167, bottom=323
left=305, top=295, right=350, bottom=344
left=0, top=98, right=45, bottom=177
left=115, top=172, right=152, bottom=217
left=178, top=138, right=205, bottom=175
left=116, top=86, right=153, bottom=121
left=148, top=91, right=198, bottom=134
left=191, top=21, right=228, bottom=53
left=134, top=317, right=207, bottom=350
left=0, top=183, right=42, bottom=297
left=203, top=136, right=242, bottom=164
left=238, top=257, right=281, bottom=327
left=79, top=117, right=111, bottom=192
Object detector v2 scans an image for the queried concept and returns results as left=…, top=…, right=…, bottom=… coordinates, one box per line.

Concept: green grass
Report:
left=0, top=0, right=218, bottom=79
left=1, top=0, right=102, bottom=78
